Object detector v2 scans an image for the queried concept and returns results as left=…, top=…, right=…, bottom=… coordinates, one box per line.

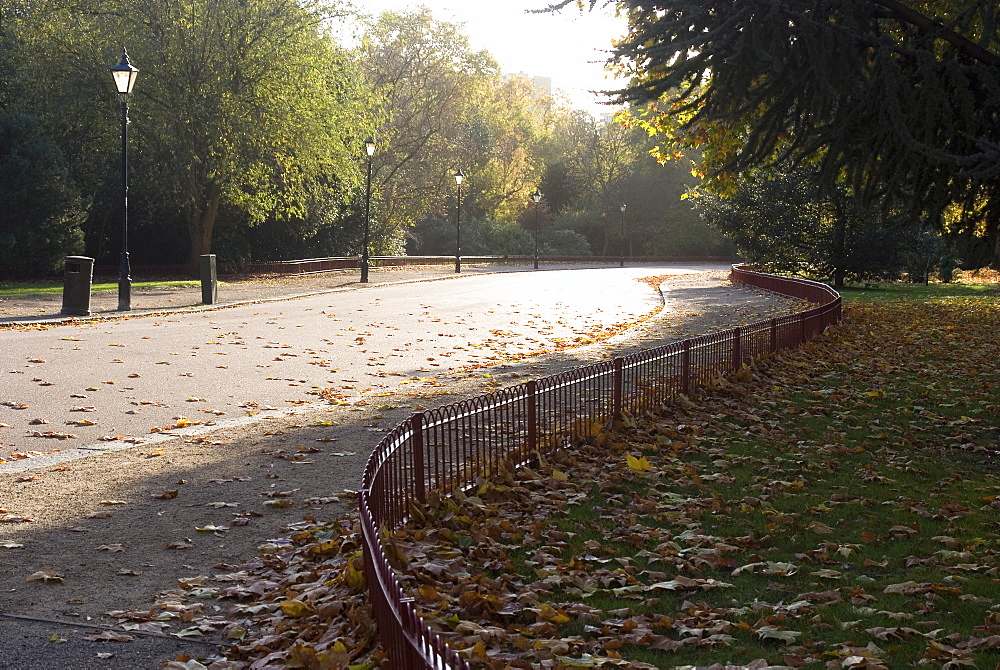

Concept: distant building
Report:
left=506, top=72, right=553, bottom=101
left=530, top=76, right=552, bottom=98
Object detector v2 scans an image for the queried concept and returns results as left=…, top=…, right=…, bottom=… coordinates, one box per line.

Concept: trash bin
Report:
left=61, top=256, right=94, bottom=316
left=200, top=254, right=218, bottom=305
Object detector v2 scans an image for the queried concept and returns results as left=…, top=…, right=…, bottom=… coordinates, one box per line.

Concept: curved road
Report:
left=0, top=265, right=722, bottom=471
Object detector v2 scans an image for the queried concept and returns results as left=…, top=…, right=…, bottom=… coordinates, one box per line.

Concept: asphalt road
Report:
left=0, top=265, right=722, bottom=472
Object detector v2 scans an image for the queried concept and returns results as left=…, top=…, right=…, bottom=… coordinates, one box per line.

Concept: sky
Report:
left=349, top=1, right=629, bottom=117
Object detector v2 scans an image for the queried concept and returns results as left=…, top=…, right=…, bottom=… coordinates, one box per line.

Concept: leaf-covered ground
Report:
left=220, top=293, right=999, bottom=669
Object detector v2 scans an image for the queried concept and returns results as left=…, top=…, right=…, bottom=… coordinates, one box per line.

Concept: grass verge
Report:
left=0, top=280, right=200, bottom=297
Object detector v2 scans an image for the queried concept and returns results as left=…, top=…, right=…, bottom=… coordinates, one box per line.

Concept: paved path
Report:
left=0, top=263, right=797, bottom=670
left=0, top=263, right=725, bottom=471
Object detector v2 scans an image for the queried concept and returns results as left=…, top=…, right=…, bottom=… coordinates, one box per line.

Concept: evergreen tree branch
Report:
left=873, top=0, right=1000, bottom=67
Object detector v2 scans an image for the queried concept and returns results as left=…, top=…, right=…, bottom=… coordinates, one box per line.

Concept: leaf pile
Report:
left=216, top=517, right=382, bottom=669
left=217, top=297, right=999, bottom=668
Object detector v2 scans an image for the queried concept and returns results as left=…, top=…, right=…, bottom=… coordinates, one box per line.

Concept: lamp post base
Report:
left=117, top=252, right=131, bottom=311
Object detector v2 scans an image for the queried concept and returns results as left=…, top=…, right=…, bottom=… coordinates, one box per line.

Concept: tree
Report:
left=564, top=0, right=1000, bottom=265
left=358, top=8, right=499, bottom=252
left=461, top=75, right=550, bottom=224
left=623, top=155, right=733, bottom=258
left=134, top=0, right=364, bottom=266
left=0, top=112, right=87, bottom=272
left=541, top=112, right=638, bottom=255
left=698, top=166, right=924, bottom=286
left=4, top=0, right=365, bottom=268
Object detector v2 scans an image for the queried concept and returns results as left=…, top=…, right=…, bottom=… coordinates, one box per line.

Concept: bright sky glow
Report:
left=351, top=1, right=628, bottom=117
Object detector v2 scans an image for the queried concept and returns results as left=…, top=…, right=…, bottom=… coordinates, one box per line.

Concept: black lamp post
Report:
left=531, top=189, right=542, bottom=270
left=110, top=47, right=138, bottom=311
left=454, top=169, right=464, bottom=273
left=619, top=202, right=627, bottom=268
left=361, top=138, right=375, bottom=283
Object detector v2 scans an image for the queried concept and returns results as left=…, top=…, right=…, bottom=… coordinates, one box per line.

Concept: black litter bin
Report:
left=61, top=256, right=94, bottom=316
left=200, top=254, right=218, bottom=304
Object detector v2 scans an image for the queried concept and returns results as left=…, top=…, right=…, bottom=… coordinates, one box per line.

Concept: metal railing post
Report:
left=411, top=412, right=426, bottom=504
left=682, top=340, right=691, bottom=396
left=732, top=326, right=743, bottom=371
left=526, top=381, right=537, bottom=453
left=612, top=358, right=624, bottom=424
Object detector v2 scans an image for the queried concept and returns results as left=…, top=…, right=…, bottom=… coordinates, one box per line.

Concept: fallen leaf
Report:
left=26, top=568, right=64, bottom=584
left=626, top=454, right=652, bottom=471
left=757, top=626, right=801, bottom=643
left=279, top=600, right=315, bottom=618
left=82, top=631, right=134, bottom=642
left=163, top=541, right=193, bottom=550
left=195, top=525, right=230, bottom=533
left=0, top=514, right=34, bottom=524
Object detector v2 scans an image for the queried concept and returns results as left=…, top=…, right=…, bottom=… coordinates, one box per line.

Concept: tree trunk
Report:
left=831, top=214, right=847, bottom=289
left=186, top=183, right=222, bottom=273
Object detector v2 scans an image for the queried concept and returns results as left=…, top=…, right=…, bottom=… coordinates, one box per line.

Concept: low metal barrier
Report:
left=359, top=266, right=841, bottom=669
left=229, top=256, right=739, bottom=277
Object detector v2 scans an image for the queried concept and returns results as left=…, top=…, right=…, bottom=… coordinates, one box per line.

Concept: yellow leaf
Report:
left=279, top=600, right=314, bottom=618
left=626, top=454, right=652, bottom=471
left=552, top=469, right=569, bottom=481
left=343, top=552, right=366, bottom=590
left=537, top=603, right=571, bottom=624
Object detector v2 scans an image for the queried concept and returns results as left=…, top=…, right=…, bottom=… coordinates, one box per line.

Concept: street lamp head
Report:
left=531, top=189, right=543, bottom=203
left=110, top=47, right=138, bottom=97
left=454, top=169, right=464, bottom=186
left=620, top=203, right=627, bottom=213
left=365, top=137, right=376, bottom=157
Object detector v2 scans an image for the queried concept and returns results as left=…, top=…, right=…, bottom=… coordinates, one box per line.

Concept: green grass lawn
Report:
left=0, top=280, right=201, bottom=297
left=839, top=280, right=997, bottom=304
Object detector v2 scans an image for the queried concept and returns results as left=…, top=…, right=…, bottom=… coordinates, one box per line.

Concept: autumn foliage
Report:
left=223, top=294, right=999, bottom=669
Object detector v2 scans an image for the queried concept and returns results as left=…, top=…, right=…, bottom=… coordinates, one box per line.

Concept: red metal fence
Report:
left=358, top=266, right=842, bottom=669
left=233, top=256, right=738, bottom=276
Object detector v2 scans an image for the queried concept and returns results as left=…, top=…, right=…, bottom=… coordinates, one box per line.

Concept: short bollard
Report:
left=200, top=254, right=218, bottom=305
left=61, top=256, right=95, bottom=316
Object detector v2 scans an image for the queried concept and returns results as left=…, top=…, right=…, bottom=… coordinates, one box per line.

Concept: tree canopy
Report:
left=3, top=0, right=365, bottom=267
left=563, top=0, right=1000, bottom=264
left=0, top=111, right=87, bottom=271
left=0, top=1, right=705, bottom=271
